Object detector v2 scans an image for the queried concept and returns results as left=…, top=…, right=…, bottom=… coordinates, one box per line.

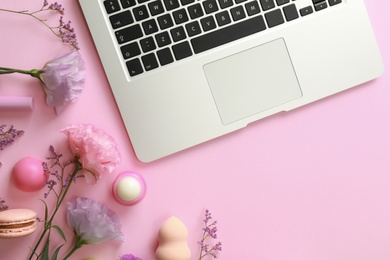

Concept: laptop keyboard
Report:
left=104, top=0, right=342, bottom=77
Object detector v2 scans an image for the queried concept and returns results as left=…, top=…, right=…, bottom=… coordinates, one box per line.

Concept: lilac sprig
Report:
left=0, top=1, right=79, bottom=49
left=0, top=197, right=9, bottom=212
left=42, top=145, right=78, bottom=200
left=198, top=210, right=222, bottom=259
left=0, top=125, right=24, bottom=167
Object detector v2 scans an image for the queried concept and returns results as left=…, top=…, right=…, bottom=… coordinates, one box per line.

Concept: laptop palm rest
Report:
left=204, top=38, right=303, bottom=125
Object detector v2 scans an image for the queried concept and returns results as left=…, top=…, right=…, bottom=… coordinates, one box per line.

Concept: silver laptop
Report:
left=79, top=0, right=383, bottom=162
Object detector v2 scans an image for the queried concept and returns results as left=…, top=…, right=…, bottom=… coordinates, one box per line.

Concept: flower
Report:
left=28, top=125, right=121, bottom=260
left=40, top=51, right=85, bottom=114
left=64, top=197, right=124, bottom=259
left=120, top=254, right=143, bottom=260
left=0, top=51, right=86, bottom=114
left=198, top=210, right=222, bottom=259
left=61, top=124, right=121, bottom=184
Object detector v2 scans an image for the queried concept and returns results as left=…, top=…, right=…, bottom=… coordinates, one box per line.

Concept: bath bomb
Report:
left=13, top=157, right=48, bottom=192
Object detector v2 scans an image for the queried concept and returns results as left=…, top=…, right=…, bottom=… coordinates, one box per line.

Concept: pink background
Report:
left=0, top=0, right=389, bottom=259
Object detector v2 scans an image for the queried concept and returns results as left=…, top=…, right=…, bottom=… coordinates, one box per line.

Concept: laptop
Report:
left=78, top=0, right=383, bottom=162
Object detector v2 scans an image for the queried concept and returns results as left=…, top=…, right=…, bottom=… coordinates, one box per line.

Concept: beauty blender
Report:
left=155, top=216, right=191, bottom=260
left=0, top=209, right=37, bottom=238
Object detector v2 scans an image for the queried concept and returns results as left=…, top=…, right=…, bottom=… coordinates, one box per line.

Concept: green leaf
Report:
left=52, top=225, right=67, bottom=242
left=51, top=244, right=64, bottom=260
left=41, top=239, right=50, bottom=260
left=39, top=199, right=49, bottom=222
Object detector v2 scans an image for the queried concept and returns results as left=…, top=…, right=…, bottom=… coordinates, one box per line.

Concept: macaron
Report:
left=0, top=209, right=37, bottom=238
left=112, top=171, right=146, bottom=206
left=12, top=157, right=48, bottom=192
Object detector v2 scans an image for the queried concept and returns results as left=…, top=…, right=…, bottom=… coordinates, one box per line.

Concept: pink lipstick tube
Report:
left=0, top=96, right=33, bottom=111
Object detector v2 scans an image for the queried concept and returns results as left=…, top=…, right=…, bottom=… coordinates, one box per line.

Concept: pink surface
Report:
left=0, top=0, right=389, bottom=259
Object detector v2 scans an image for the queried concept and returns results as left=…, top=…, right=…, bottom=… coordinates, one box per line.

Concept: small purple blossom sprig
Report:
left=30, top=145, right=82, bottom=260
left=0, top=125, right=24, bottom=167
left=0, top=0, right=79, bottom=49
left=42, top=145, right=79, bottom=199
left=198, top=210, right=222, bottom=259
left=120, top=254, right=143, bottom=260
left=0, top=197, right=9, bottom=212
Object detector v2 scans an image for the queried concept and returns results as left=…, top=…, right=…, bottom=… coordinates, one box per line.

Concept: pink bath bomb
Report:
left=13, top=157, right=48, bottom=192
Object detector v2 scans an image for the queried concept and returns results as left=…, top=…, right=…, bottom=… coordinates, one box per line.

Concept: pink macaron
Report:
left=112, top=171, right=146, bottom=206
left=0, top=209, right=37, bottom=238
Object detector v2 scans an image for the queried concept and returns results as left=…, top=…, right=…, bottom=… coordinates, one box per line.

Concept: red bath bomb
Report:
left=13, top=157, right=48, bottom=192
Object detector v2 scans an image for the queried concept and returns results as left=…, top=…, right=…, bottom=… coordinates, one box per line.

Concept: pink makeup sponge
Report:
left=13, top=157, right=48, bottom=192
left=155, top=216, right=191, bottom=260
left=0, top=209, right=37, bottom=238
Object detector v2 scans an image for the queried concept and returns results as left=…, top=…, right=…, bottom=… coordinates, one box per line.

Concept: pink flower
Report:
left=41, top=51, right=85, bottom=114
left=61, top=124, right=120, bottom=184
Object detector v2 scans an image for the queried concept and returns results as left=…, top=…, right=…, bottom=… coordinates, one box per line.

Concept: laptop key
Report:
left=173, top=8, right=189, bottom=24
left=191, top=15, right=266, bottom=54
left=231, top=6, right=246, bottom=21
left=172, top=41, right=193, bottom=60
left=203, top=0, right=219, bottom=14
left=314, top=2, right=327, bottom=11
left=115, top=24, right=143, bottom=44
left=157, top=14, right=174, bottom=29
left=104, top=0, right=121, bottom=14
left=283, top=4, right=298, bottom=21
left=157, top=48, right=174, bottom=65
left=142, top=19, right=159, bottom=34
left=142, top=53, right=159, bottom=71
left=245, top=1, right=261, bottom=16
left=171, top=26, right=187, bottom=42
left=200, top=16, right=217, bottom=31
left=126, top=58, right=143, bottom=76
left=109, top=10, right=134, bottom=29
left=181, top=0, right=195, bottom=5
left=265, top=8, right=284, bottom=27
left=276, top=0, right=289, bottom=6
left=185, top=21, right=202, bottom=37
left=218, top=0, right=234, bottom=9
left=155, top=31, right=172, bottom=47
left=148, top=0, right=165, bottom=16
left=188, top=3, right=204, bottom=19
left=216, top=10, right=231, bottom=26
left=121, top=0, right=137, bottom=8
left=328, top=0, right=342, bottom=6
left=299, top=6, right=313, bottom=16
left=140, top=37, right=157, bottom=52
left=260, top=0, right=275, bottom=11
left=121, top=42, right=141, bottom=59
left=133, top=5, right=150, bottom=21
left=163, top=0, right=180, bottom=10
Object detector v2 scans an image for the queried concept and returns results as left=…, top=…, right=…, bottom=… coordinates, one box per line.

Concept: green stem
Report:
left=28, top=161, right=82, bottom=260
left=0, top=67, right=36, bottom=76
left=63, top=237, right=85, bottom=260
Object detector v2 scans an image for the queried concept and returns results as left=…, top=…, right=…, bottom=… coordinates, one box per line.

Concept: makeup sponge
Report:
left=155, top=216, right=191, bottom=260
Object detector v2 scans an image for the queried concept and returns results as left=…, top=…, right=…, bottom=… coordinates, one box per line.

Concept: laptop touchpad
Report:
left=204, top=38, right=302, bottom=125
